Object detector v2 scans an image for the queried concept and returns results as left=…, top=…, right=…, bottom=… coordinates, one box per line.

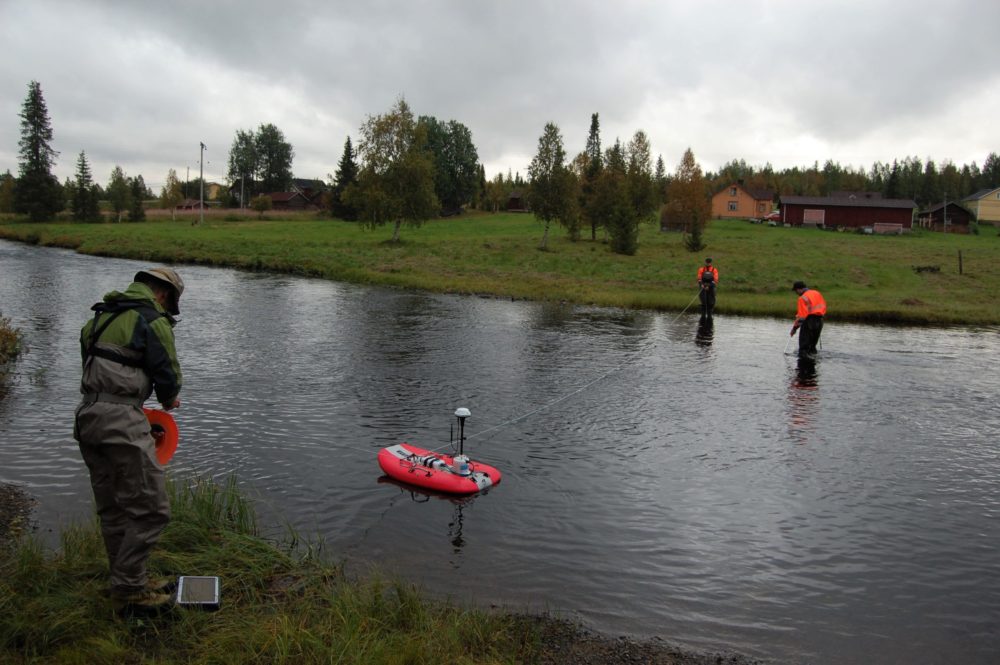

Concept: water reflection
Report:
left=448, top=503, right=466, bottom=552
left=787, top=357, right=820, bottom=443
left=376, top=475, right=478, bottom=553
left=695, top=315, right=714, bottom=347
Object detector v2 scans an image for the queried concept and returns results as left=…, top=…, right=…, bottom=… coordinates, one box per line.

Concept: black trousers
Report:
left=798, top=315, right=824, bottom=354
left=699, top=285, right=716, bottom=316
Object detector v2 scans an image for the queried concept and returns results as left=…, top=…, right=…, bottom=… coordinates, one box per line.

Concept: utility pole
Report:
left=199, top=142, right=206, bottom=225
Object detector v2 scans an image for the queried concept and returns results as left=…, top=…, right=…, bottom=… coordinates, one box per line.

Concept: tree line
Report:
left=706, top=153, right=1000, bottom=208
left=4, top=80, right=998, bottom=253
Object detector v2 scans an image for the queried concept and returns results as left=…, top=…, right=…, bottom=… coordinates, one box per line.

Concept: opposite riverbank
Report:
left=0, top=477, right=759, bottom=664
left=2, top=212, right=998, bottom=326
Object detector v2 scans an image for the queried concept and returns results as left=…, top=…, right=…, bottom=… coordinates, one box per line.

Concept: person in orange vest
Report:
left=790, top=281, right=827, bottom=356
left=696, top=258, right=719, bottom=318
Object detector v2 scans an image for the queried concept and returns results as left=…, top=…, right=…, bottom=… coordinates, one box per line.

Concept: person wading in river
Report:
left=74, top=267, right=184, bottom=610
left=696, top=257, right=719, bottom=318
left=790, top=280, right=826, bottom=357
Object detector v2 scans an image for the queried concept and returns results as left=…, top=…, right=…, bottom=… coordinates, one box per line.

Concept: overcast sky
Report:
left=2, top=0, right=998, bottom=191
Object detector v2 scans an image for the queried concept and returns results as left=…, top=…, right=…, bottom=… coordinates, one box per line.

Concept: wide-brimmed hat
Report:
left=135, top=267, right=184, bottom=314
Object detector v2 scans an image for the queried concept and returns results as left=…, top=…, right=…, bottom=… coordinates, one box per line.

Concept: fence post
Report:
left=958, top=250, right=963, bottom=275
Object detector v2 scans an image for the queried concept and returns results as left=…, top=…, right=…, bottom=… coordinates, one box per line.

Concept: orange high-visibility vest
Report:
left=697, top=266, right=719, bottom=283
left=796, top=289, right=827, bottom=319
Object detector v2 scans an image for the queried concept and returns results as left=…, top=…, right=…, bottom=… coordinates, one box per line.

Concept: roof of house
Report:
left=780, top=195, right=916, bottom=209
left=747, top=188, right=774, bottom=201
left=829, top=190, right=882, bottom=199
left=920, top=201, right=972, bottom=214
left=266, top=191, right=308, bottom=202
left=962, top=187, right=1000, bottom=201
left=291, top=178, right=327, bottom=191
left=716, top=183, right=773, bottom=201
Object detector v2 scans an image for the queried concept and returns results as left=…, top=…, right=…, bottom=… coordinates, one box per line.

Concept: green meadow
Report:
left=2, top=212, right=998, bottom=325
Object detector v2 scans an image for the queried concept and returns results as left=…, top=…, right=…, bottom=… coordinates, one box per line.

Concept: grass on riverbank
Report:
left=0, top=476, right=544, bottom=664
left=0, top=311, right=26, bottom=397
left=0, top=311, right=24, bottom=365
left=2, top=212, right=998, bottom=325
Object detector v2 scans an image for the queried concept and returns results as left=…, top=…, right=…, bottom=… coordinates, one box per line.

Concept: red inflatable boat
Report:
left=378, top=443, right=501, bottom=495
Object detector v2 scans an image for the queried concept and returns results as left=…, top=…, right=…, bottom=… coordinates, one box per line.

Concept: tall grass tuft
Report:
left=0, top=311, right=23, bottom=365
left=0, top=311, right=25, bottom=395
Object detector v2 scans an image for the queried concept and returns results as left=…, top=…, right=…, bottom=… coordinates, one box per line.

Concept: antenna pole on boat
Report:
left=455, top=407, right=471, bottom=456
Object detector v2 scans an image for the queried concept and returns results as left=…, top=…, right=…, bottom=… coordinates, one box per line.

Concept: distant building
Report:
left=507, top=189, right=528, bottom=212
left=710, top=182, right=774, bottom=219
left=175, top=198, right=206, bottom=210
left=265, top=191, right=313, bottom=211
left=829, top=190, right=882, bottom=200
left=961, top=187, right=1000, bottom=225
left=290, top=178, right=328, bottom=205
left=205, top=182, right=226, bottom=200
left=917, top=202, right=975, bottom=233
left=779, top=194, right=916, bottom=231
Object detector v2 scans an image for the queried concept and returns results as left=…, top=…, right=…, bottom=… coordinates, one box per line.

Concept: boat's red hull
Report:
left=378, top=443, right=501, bottom=495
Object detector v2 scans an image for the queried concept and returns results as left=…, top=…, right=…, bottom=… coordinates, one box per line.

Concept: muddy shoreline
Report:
left=0, top=482, right=35, bottom=544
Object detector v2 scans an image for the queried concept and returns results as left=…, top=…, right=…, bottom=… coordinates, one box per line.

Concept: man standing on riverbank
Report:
left=74, top=267, right=184, bottom=610
left=697, top=257, right=718, bottom=318
left=790, top=280, right=826, bottom=356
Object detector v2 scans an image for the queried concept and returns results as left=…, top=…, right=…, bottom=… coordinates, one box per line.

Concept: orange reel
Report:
left=143, top=408, right=179, bottom=465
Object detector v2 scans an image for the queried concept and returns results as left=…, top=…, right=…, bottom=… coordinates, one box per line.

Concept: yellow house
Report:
left=205, top=182, right=226, bottom=201
left=962, top=187, right=1000, bottom=225
left=711, top=182, right=774, bottom=219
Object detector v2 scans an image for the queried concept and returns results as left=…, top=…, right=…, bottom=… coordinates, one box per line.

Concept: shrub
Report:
left=0, top=311, right=24, bottom=365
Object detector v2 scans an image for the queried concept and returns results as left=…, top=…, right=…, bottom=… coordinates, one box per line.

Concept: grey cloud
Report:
left=2, top=0, right=997, bottom=186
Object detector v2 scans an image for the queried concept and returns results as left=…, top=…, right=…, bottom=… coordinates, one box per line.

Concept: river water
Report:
left=1, top=239, right=998, bottom=664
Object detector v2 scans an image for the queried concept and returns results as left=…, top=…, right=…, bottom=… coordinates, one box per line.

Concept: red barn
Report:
left=779, top=195, right=915, bottom=231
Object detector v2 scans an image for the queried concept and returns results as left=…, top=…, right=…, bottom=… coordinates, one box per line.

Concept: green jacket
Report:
left=74, top=282, right=182, bottom=446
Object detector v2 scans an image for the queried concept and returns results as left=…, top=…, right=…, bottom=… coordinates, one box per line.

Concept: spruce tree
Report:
left=596, top=139, right=632, bottom=253
left=582, top=113, right=603, bottom=240
left=654, top=155, right=667, bottom=204
left=13, top=81, right=63, bottom=221
left=72, top=151, right=101, bottom=222
left=0, top=171, right=15, bottom=213
left=330, top=136, right=359, bottom=220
